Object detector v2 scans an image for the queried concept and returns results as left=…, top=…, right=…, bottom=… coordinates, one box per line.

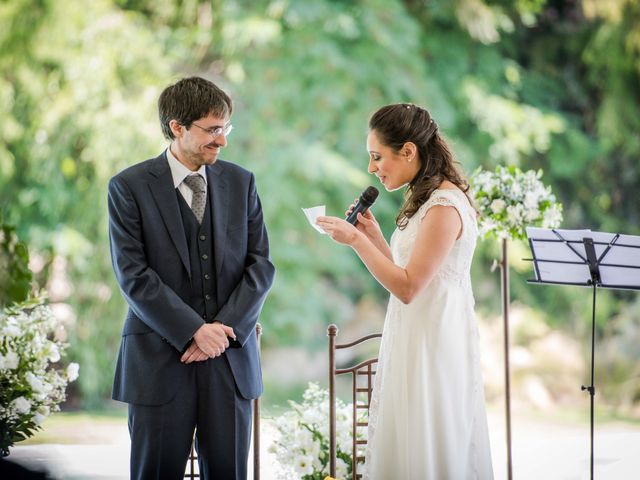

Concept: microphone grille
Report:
left=362, top=186, right=379, bottom=203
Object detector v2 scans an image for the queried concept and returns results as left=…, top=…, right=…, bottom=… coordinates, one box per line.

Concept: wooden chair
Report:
left=327, top=324, right=382, bottom=480
left=185, top=323, right=263, bottom=479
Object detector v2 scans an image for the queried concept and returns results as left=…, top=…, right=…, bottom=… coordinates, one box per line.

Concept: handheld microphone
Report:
left=345, top=186, right=379, bottom=225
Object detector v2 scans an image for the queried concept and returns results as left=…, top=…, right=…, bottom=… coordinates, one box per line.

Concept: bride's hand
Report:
left=346, top=199, right=382, bottom=240
left=316, top=216, right=362, bottom=246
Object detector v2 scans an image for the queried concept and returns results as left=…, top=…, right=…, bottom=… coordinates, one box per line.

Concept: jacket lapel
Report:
left=147, top=153, right=191, bottom=277
left=207, top=162, right=229, bottom=276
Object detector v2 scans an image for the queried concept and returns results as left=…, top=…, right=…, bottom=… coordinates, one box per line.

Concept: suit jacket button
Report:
left=205, top=294, right=211, bottom=300
left=202, top=254, right=208, bottom=260
left=204, top=274, right=210, bottom=280
left=199, top=235, right=206, bottom=241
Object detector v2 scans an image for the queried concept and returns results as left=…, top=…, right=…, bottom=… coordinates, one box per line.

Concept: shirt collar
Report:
left=166, top=147, right=208, bottom=189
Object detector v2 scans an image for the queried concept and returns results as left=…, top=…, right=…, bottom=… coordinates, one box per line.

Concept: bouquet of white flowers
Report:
left=0, top=297, right=79, bottom=456
left=471, top=165, right=563, bottom=241
left=269, top=382, right=363, bottom=480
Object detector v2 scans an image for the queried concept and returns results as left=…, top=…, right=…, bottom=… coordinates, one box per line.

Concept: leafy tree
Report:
left=1, top=0, right=638, bottom=409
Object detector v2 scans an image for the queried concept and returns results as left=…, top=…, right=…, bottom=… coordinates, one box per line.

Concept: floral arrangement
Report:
left=471, top=165, right=563, bottom=241
left=0, top=297, right=79, bottom=456
left=269, top=382, right=363, bottom=480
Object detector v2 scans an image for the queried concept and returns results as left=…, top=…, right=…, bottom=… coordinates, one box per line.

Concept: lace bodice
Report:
left=390, top=189, right=477, bottom=288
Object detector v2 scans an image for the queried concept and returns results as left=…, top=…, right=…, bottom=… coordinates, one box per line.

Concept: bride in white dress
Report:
left=317, top=104, right=494, bottom=479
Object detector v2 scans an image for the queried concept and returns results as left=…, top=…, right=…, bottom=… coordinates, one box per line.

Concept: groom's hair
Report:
left=158, top=76, right=233, bottom=140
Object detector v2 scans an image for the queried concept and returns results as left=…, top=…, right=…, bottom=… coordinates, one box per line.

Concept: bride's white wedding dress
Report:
left=365, top=189, right=494, bottom=480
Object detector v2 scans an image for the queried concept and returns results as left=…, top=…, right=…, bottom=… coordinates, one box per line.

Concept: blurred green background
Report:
left=1, top=0, right=639, bottom=418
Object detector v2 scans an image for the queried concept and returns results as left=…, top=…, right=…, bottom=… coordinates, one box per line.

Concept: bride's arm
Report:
left=317, top=205, right=460, bottom=304
left=353, top=211, right=392, bottom=260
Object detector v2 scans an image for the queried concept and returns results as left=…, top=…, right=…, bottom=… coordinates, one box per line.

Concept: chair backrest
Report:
left=327, top=324, right=382, bottom=480
left=185, top=323, right=263, bottom=479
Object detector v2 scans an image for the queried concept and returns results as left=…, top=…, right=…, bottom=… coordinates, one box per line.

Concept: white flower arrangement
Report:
left=269, top=382, right=363, bottom=480
left=471, top=165, right=563, bottom=240
left=0, top=297, right=79, bottom=456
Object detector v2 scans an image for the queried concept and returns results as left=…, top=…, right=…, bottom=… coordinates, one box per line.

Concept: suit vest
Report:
left=176, top=189, right=218, bottom=321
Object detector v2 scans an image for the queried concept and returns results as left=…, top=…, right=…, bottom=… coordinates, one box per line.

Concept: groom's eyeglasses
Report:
left=190, top=122, right=233, bottom=138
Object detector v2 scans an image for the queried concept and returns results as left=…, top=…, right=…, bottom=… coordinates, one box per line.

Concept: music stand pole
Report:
left=581, top=281, right=596, bottom=480
left=582, top=237, right=600, bottom=480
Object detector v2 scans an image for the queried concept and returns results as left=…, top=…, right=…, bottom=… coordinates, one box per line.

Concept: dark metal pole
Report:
left=501, top=238, right=513, bottom=480
left=581, top=282, right=597, bottom=480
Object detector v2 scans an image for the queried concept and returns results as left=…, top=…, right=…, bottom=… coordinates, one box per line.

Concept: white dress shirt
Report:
left=166, top=147, right=208, bottom=207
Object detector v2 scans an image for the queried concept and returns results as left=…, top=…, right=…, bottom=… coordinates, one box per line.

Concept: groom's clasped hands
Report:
left=180, top=322, right=236, bottom=364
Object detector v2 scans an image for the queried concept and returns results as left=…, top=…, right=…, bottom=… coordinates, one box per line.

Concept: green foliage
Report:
left=1, top=0, right=639, bottom=409
left=0, top=214, right=32, bottom=308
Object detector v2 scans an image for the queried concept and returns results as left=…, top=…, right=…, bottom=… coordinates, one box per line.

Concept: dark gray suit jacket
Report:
left=108, top=152, right=275, bottom=405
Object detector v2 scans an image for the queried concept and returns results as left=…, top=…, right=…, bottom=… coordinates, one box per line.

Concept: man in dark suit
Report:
left=108, top=76, right=275, bottom=479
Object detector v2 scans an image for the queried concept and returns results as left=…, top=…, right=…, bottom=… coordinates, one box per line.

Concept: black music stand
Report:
left=525, top=227, right=640, bottom=480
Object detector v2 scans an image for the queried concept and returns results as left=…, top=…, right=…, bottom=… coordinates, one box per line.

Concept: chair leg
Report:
left=253, top=396, right=260, bottom=480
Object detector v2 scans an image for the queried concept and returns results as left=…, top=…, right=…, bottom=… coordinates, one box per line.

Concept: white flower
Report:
left=506, top=204, right=523, bottom=225
left=490, top=199, right=506, bottom=214
left=471, top=166, right=562, bottom=240
left=1, top=298, right=79, bottom=451
left=336, top=456, right=350, bottom=479
left=37, top=405, right=50, bottom=417
left=523, top=191, right=539, bottom=210
left=47, top=343, right=61, bottom=363
left=3, top=323, right=21, bottom=337
left=294, top=426, right=314, bottom=452
left=543, top=204, right=563, bottom=228
left=66, top=363, right=79, bottom=382
left=294, top=454, right=315, bottom=476
left=33, top=412, right=46, bottom=425
left=524, top=207, right=539, bottom=222
left=270, top=382, right=360, bottom=477
left=26, top=372, right=46, bottom=393
left=0, top=351, right=20, bottom=370
left=33, top=405, right=51, bottom=425
left=11, top=397, right=32, bottom=415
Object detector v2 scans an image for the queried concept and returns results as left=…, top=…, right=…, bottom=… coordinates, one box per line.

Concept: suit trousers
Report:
left=128, top=354, right=252, bottom=480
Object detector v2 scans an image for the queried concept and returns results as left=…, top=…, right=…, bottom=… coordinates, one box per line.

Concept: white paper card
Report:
left=302, top=205, right=326, bottom=234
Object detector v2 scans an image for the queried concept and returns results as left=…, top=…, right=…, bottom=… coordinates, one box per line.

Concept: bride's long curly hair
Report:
left=369, top=103, right=474, bottom=230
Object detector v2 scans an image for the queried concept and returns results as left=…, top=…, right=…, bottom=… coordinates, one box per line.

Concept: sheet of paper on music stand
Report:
left=526, top=227, right=593, bottom=262
left=588, top=230, right=618, bottom=258
left=596, top=231, right=640, bottom=288
left=599, top=265, right=640, bottom=288
left=595, top=231, right=640, bottom=265
left=527, top=227, right=592, bottom=284
left=532, top=258, right=591, bottom=284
